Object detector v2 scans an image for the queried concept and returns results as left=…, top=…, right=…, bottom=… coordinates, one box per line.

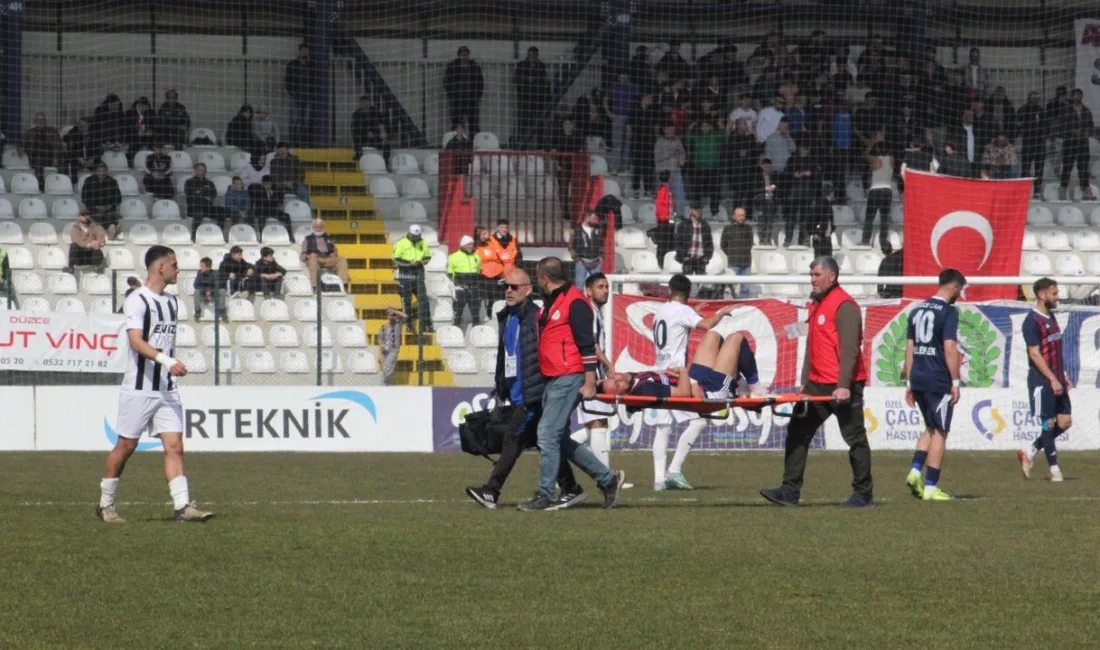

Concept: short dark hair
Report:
left=144, top=245, right=175, bottom=269
left=260, top=247, right=274, bottom=257
left=126, top=276, right=140, bottom=287
left=231, top=176, right=242, bottom=182
left=669, top=273, right=692, bottom=297
left=200, top=257, right=212, bottom=266
left=585, top=272, right=607, bottom=288
left=275, top=141, right=290, bottom=149
left=939, top=268, right=967, bottom=288
left=689, top=200, right=702, bottom=211
left=659, top=170, right=670, bottom=183
left=536, top=257, right=567, bottom=283
left=359, top=94, right=370, bottom=102
left=230, top=245, right=243, bottom=254
left=1033, top=277, right=1058, bottom=295
left=496, top=218, right=510, bottom=227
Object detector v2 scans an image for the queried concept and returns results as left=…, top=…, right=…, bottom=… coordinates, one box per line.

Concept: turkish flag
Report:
left=902, top=171, right=1031, bottom=301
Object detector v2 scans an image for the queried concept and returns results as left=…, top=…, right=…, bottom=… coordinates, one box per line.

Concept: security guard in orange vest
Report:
left=477, top=220, right=522, bottom=310
left=761, top=255, right=875, bottom=508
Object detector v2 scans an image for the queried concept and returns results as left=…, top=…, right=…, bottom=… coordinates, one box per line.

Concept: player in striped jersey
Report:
left=97, top=245, right=213, bottom=523
left=574, top=273, right=615, bottom=467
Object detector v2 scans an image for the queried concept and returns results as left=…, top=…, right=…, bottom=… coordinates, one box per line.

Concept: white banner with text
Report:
left=0, top=311, right=127, bottom=372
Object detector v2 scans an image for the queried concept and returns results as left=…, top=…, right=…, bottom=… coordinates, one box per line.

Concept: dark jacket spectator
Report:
left=269, top=146, right=306, bottom=191
left=253, top=250, right=287, bottom=298
left=143, top=146, right=175, bottom=199
left=570, top=219, right=605, bottom=261
left=986, top=88, right=1016, bottom=140
left=219, top=249, right=255, bottom=295
left=81, top=169, right=121, bottom=213
left=226, top=104, right=263, bottom=153
left=284, top=48, right=315, bottom=100
left=249, top=177, right=294, bottom=239
left=443, top=47, right=485, bottom=132
left=63, top=119, right=97, bottom=179
left=23, top=114, right=64, bottom=175
left=184, top=174, right=218, bottom=211
left=877, top=244, right=904, bottom=299
left=939, top=144, right=972, bottom=178
left=719, top=216, right=754, bottom=269
left=628, top=46, right=653, bottom=91
left=674, top=216, right=714, bottom=266
left=808, top=185, right=837, bottom=259
left=655, top=43, right=691, bottom=81
left=593, top=194, right=624, bottom=231
left=351, top=95, right=389, bottom=163
left=157, top=90, right=191, bottom=147
left=91, top=93, right=127, bottom=148
left=302, top=231, right=340, bottom=259
left=444, top=126, right=474, bottom=175
left=124, top=96, right=158, bottom=155
left=514, top=47, right=551, bottom=137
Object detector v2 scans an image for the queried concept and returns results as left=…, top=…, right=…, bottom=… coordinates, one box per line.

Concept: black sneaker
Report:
left=759, top=486, right=800, bottom=507
left=838, top=492, right=875, bottom=508
left=518, top=494, right=555, bottom=512
left=465, top=485, right=498, bottom=510
left=549, top=486, right=588, bottom=511
left=600, top=470, right=626, bottom=509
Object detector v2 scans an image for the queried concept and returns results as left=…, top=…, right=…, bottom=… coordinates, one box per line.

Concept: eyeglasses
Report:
left=503, top=283, right=529, bottom=291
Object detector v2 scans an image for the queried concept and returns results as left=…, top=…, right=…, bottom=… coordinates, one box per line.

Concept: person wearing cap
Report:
left=252, top=106, right=281, bottom=154
left=443, top=46, right=484, bottom=134
left=379, top=307, right=407, bottom=385
left=66, top=209, right=107, bottom=275
left=393, top=224, right=433, bottom=333
left=301, top=219, right=349, bottom=290
left=447, top=234, right=482, bottom=327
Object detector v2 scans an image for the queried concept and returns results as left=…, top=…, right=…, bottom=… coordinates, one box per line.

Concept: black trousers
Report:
left=1020, top=143, right=1045, bottom=193
left=398, top=274, right=432, bottom=331
left=68, top=244, right=104, bottom=269
left=453, top=281, right=482, bottom=326
left=862, top=188, right=892, bottom=246
left=486, top=404, right=578, bottom=496
left=782, top=380, right=873, bottom=499
left=1060, top=137, right=1090, bottom=189
left=691, top=168, right=722, bottom=214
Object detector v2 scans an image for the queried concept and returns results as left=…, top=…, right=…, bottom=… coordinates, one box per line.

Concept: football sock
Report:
left=168, top=476, right=190, bottom=510
left=924, top=466, right=941, bottom=489
left=570, top=428, right=589, bottom=445
left=669, top=419, right=705, bottom=475
left=737, top=337, right=760, bottom=385
left=1050, top=464, right=1061, bottom=475
left=911, top=450, right=928, bottom=472
left=1039, top=422, right=1058, bottom=468
left=653, top=424, right=670, bottom=483
left=588, top=427, right=610, bottom=467
left=99, top=478, right=119, bottom=508
left=1026, top=442, right=1039, bottom=460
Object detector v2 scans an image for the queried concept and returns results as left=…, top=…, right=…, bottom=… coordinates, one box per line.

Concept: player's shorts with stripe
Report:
left=688, top=363, right=733, bottom=399
left=115, top=390, right=184, bottom=440
left=577, top=398, right=616, bottom=424
left=1028, top=380, right=1072, bottom=422
left=911, top=389, right=953, bottom=433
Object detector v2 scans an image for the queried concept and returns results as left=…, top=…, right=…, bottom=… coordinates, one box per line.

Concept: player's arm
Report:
left=569, top=300, right=599, bottom=398
left=695, top=305, right=735, bottom=331
left=123, top=297, right=186, bottom=377
left=1022, top=318, right=1062, bottom=393
left=903, top=337, right=916, bottom=407
left=943, top=307, right=961, bottom=403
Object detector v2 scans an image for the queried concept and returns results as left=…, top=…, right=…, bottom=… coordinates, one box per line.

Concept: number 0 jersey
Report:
left=906, top=296, right=958, bottom=394
left=652, top=301, right=702, bottom=370
left=122, top=287, right=180, bottom=394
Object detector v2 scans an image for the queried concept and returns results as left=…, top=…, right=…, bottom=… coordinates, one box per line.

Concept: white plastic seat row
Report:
left=170, top=348, right=379, bottom=375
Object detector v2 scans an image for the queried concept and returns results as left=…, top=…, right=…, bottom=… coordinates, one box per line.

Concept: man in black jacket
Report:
left=674, top=204, right=714, bottom=277
left=80, top=162, right=122, bottom=239
left=250, top=175, right=294, bottom=240
left=514, top=46, right=550, bottom=146
left=143, top=142, right=174, bottom=199
left=157, top=89, right=191, bottom=149
left=63, top=118, right=97, bottom=181
left=465, top=268, right=583, bottom=510
left=285, top=44, right=316, bottom=145
left=219, top=246, right=255, bottom=297
left=351, top=95, right=390, bottom=164
left=1016, top=92, right=1047, bottom=198
left=184, top=163, right=226, bottom=238
left=570, top=210, right=604, bottom=289
left=443, top=46, right=485, bottom=134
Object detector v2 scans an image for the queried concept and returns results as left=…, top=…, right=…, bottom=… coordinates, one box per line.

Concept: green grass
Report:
left=2, top=450, right=1100, bottom=649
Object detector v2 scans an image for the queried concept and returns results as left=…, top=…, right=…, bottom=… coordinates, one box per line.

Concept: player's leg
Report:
left=652, top=418, right=671, bottom=491
left=586, top=419, right=611, bottom=467
left=1019, top=384, right=1045, bottom=479
left=907, top=429, right=932, bottom=498
left=666, top=418, right=705, bottom=489
left=1049, top=405, right=1072, bottom=481
left=692, top=330, right=722, bottom=367
left=98, top=394, right=157, bottom=523
left=154, top=397, right=213, bottom=522
left=921, top=392, right=954, bottom=500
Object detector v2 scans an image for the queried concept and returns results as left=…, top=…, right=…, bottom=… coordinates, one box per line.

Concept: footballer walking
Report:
left=97, top=245, right=213, bottom=523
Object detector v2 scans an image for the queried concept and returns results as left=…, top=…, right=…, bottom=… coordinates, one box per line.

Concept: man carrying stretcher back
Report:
left=600, top=330, right=762, bottom=401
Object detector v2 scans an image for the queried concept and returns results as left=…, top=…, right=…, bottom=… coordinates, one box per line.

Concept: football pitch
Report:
left=2, top=450, right=1099, bottom=650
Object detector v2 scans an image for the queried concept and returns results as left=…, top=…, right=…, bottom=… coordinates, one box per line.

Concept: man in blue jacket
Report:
left=465, top=268, right=584, bottom=510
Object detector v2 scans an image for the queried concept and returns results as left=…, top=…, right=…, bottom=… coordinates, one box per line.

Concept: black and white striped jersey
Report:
left=121, top=287, right=179, bottom=394
left=593, top=305, right=607, bottom=381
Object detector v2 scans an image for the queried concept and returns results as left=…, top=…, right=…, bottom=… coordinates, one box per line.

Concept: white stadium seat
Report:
left=228, top=151, right=252, bottom=172
left=55, top=297, right=85, bottom=314
left=116, top=173, right=140, bottom=196
left=401, top=178, right=431, bottom=199
left=1040, top=230, right=1072, bottom=251
left=1090, top=207, right=1100, bottom=228
left=840, top=229, right=868, bottom=249
left=21, top=296, right=51, bottom=312
left=425, top=249, right=448, bottom=273
left=198, top=151, right=227, bottom=173
left=300, top=324, right=334, bottom=348
left=1021, top=231, right=1039, bottom=251
left=227, top=298, right=256, bottom=322
left=1088, top=254, right=1100, bottom=276
left=99, top=151, right=128, bottom=171
left=201, top=324, right=232, bottom=347
left=616, top=227, right=647, bottom=249
left=195, top=223, right=225, bottom=245
left=152, top=199, right=182, bottom=221
left=175, top=323, right=197, bottom=347
left=1023, top=253, right=1053, bottom=276
left=212, top=175, right=232, bottom=196
left=760, top=251, right=790, bottom=275
left=473, top=132, right=500, bottom=151
left=324, top=299, right=357, bottom=322
left=46, top=273, right=78, bottom=295
left=629, top=251, right=661, bottom=274
left=1027, top=206, right=1055, bottom=226
left=12, top=172, right=41, bottom=195
left=1055, top=253, right=1085, bottom=276
left=435, top=325, right=465, bottom=348
left=189, top=128, right=217, bottom=146
left=285, top=200, right=313, bottom=222
left=706, top=250, right=728, bottom=276
left=19, top=198, right=48, bottom=220
left=359, top=153, right=387, bottom=174
left=335, top=324, right=368, bottom=348
left=6, top=247, right=33, bottom=269
left=1057, top=206, right=1086, bottom=227
left=284, top=274, right=313, bottom=296
left=80, top=273, right=112, bottom=295
left=0, top=222, right=23, bottom=244
left=293, top=299, right=319, bottom=322
left=432, top=300, right=454, bottom=324
left=662, top=251, right=683, bottom=273
left=177, top=349, right=207, bottom=374
left=0, top=198, right=14, bottom=220
left=49, top=198, right=78, bottom=221
left=236, top=323, right=266, bottom=347
left=132, top=150, right=150, bottom=174
left=320, top=350, right=343, bottom=374
left=468, top=325, right=497, bottom=348
left=106, top=248, right=134, bottom=270
left=228, top=224, right=259, bottom=245
left=88, top=297, right=114, bottom=314
left=399, top=201, right=427, bottom=222
left=128, top=223, right=159, bottom=245
left=347, top=349, right=379, bottom=374
left=478, top=350, right=497, bottom=374
left=269, top=323, right=299, bottom=347
left=390, top=153, right=420, bottom=174
left=45, top=174, right=73, bottom=196
left=214, top=350, right=241, bottom=374
left=1072, top=183, right=1100, bottom=202
left=446, top=350, right=478, bottom=374
left=28, top=222, right=58, bottom=245
left=601, top=178, right=622, bottom=200
left=171, top=150, right=194, bottom=171
left=855, top=252, right=883, bottom=275
left=833, top=205, right=857, bottom=225
left=244, top=350, right=277, bottom=374
left=279, top=350, right=311, bottom=374
left=173, top=248, right=200, bottom=271
left=423, top=153, right=439, bottom=175
left=1073, top=231, right=1100, bottom=252
left=589, top=155, right=609, bottom=176
left=120, top=198, right=148, bottom=221
left=275, top=249, right=301, bottom=272
left=262, top=224, right=291, bottom=245
left=1, top=150, right=30, bottom=170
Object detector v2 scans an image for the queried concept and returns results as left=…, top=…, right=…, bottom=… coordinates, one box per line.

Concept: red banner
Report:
left=902, top=171, right=1031, bottom=301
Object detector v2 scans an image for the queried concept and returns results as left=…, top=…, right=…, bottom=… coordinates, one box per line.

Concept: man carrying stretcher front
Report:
left=600, top=330, right=762, bottom=401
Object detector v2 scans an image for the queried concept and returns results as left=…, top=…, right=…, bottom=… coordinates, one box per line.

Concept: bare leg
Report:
left=160, top=432, right=185, bottom=482
left=103, top=438, right=139, bottom=479
left=712, top=332, right=746, bottom=376
left=692, top=330, right=723, bottom=367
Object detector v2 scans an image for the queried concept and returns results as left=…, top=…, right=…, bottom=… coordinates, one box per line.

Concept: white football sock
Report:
left=669, top=419, right=706, bottom=474
left=653, top=424, right=670, bottom=483
left=570, top=428, right=589, bottom=445
left=99, top=478, right=119, bottom=508
left=168, top=476, right=190, bottom=510
left=588, top=426, right=610, bottom=467
left=1024, top=446, right=1039, bottom=460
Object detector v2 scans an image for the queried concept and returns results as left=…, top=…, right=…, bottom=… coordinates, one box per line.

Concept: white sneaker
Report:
left=1017, top=449, right=1033, bottom=479
left=653, top=481, right=666, bottom=492
left=1050, top=469, right=1064, bottom=482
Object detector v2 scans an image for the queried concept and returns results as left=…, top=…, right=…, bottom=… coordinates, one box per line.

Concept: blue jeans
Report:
left=729, top=265, right=751, bottom=298
left=290, top=183, right=311, bottom=204
left=537, top=373, right=615, bottom=500
left=575, top=260, right=601, bottom=291
left=611, top=115, right=630, bottom=171
left=668, top=170, right=687, bottom=218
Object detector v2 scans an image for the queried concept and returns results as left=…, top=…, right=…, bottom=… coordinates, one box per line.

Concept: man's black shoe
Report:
left=600, top=470, right=626, bottom=509
left=465, top=485, right=498, bottom=510
left=838, top=492, right=875, bottom=508
left=760, top=487, right=800, bottom=507
left=549, top=486, right=588, bottom=510
left=518, top=494, right=555, bottom=511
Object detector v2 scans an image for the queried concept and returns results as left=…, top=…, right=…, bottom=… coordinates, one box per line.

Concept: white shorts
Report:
left=116, top=391, right=184, bottom=440
left=577, top=399, right=616, bottom=424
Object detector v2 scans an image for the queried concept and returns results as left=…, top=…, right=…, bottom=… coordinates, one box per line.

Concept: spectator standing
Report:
left=193, top=257, right=221, bottom=321
left=655, top=41, right=691, bottom=81
left=756, top=94, right=786, bottom=143
left=987, top=87, right=1016, bottom=140
left=728, top=95, right=758, bottom=135
left=1057, top=89, right=1095, bottom=201
left=877, top=242, right=904, bottom=299
left=1017, top=92, right=1047, bottom=198
left=252, top=107, right=280, bottom=154
left=650, top=171, right=676, bottom=264
left=285, top=43, right=316, bottom=145
left=184, top=163, right=224, bottom=239
left=787, top=143, right=822, bottom=247
left=157, top=89, right=191, bottom=149
left=654, top=124, right=688, bottom=217
left=549, top=118, right=584, bottom=217
left=65, top=210, right=107, bottom=274
left=250, top=175, right=293, bottom=240
left=124, top=97, right=157, bottom=164
left=685, top=119, right=725, bottom=217
left=514, top=47, right=550, bottom=146
left=981, top=132, right=1019, bottom=179
left=963, top=48, right=990, bottom=98
left=862, top=135, right=894, bottom=248
left=300, top=219, right=350, bottom=291
left=489, top=220, right=521, bottom=279
left=443, top=46, right=485, bottom=134
left=90, top=93, right=126, bottom=152
left=253, top=247, right=286, bottom=298
left=629, top=93, right=660, bottom=198
left=938, top=142, right=971, bottom=178
left=719, top=206, right=754, bottom=298
left=753, top=158, right=779, bottom=245
left=447, top=235, right=482, bottom=327
left=444, top=123, right=474, bottom=176
left=725, top=118, right=758, bottom=209
left=143, top=142, right=174, bottom=199
left=351, top=95, right=390, bottom=165
left=392, top=224, right=433, bottom=333
left=22, top=112, right=64, bottom=184
left=81, top=162, right=122, bottom=240
left=239, top=152, right=270, bottom=189
left=224, top=177, right=255, bottom=228
left=830, top=100, right=855, bottom=189
left=608, top=73, right=639, bottom=173
left=629, top=45, right=653, bottom=90
left=571, top=210, right=605, bottom=289
left=808, top=183, right=837, bottom=259
left=270, top=142, right=310, bottom=204
left=675, top=203, right=714, bottom=276
left=379, top=308, right=406, bottom=385
left=219, top=246, right=254, bottom=297
left=226, top=104, right=263, bottom=154
left=63, top=118, right=97, bottom=181
left=764, top=118, right=796, bottom=175
left=0, top=248, right=12, bottom=308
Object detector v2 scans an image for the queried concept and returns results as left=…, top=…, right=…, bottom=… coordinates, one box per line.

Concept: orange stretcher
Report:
left=590, top=393, right=836, bottom=416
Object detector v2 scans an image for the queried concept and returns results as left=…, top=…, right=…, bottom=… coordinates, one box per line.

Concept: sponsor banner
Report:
left=1076, top=19, right=1100, bottom=127
left=902, top=171, right=1030, bottom=301
left=35, top=386, right=434, bottom=452
left=0, top=388, right=36, bottom=451
left=0, top=311, right=127, bottom=372
left=432, top=387, right=497, bottom=452
left=612, top=296, right=1100, bottom=389
left=607, top=402, right=825, bottom=451
left=860, top=387, right=1100, bottom=451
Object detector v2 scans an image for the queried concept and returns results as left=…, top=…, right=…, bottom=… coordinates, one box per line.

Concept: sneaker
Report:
left=550, top=486, right=588, bottom=510
left=906, top=469, right=924, bottom=499
left=664, top=471, right=693, bottom=490
left=653, top=481, right=667, bottom=492
left=518, top=494, right=555, bottom=512
left=600, top=470, right=627, bottom=509
left=1017, top=449, right=1033, bottom=479
left=96, top=504, right=125, bottom=523
left=1050, top=469, right=1064, bottom=483
left=838, top=492, right=875, bottom=508
left=922, top=486, right=953, bottom=501
left=760, top=486, right=800, bottom=507
left=622, top=482, right=634, bottom=490
left=465, top=485, right=498, bottom=510
left=174, top=503, right=214, bottom=522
